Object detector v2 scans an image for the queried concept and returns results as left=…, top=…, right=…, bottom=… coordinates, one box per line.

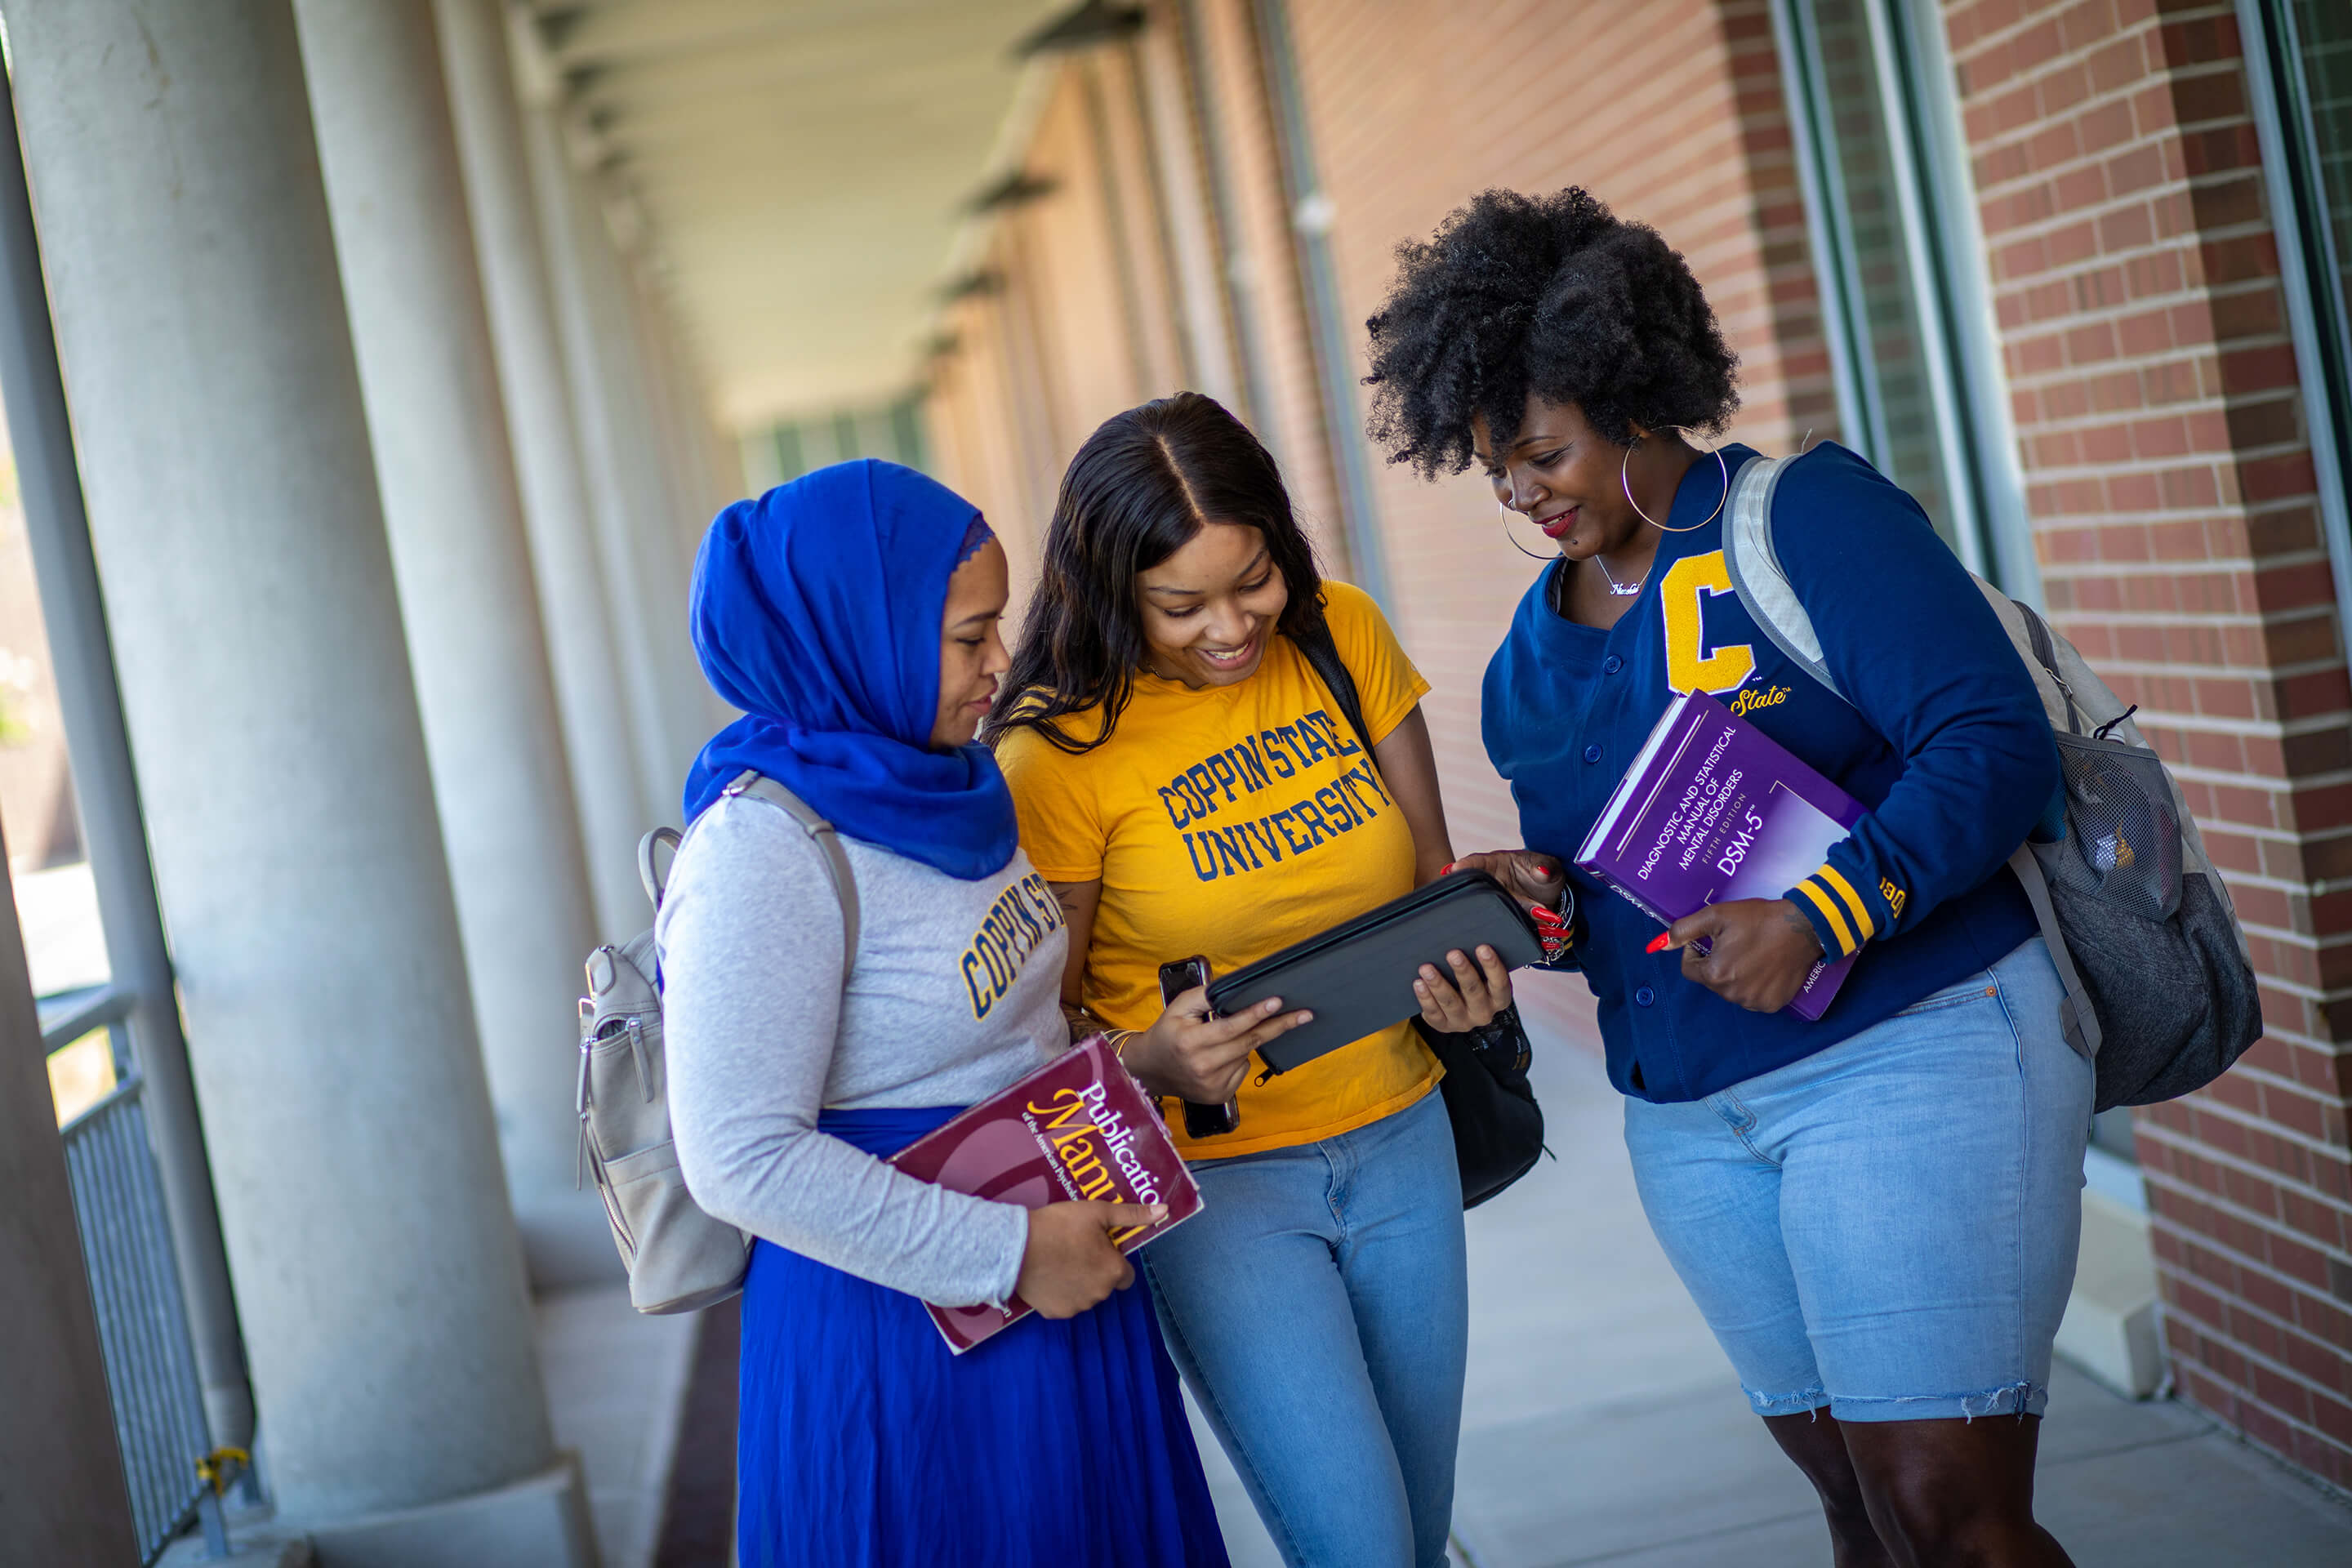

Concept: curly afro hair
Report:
left=1363, top=188, right=1740, bottom=479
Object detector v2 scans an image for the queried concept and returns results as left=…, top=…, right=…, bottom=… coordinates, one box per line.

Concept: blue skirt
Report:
left=736, top=1106, right=1230, bottom=1568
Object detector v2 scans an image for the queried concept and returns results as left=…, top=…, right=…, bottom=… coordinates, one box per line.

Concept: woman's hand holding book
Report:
left=1018, top=1200, right=1167, bottom=1318
left=1656, top=898, right=1824, bottom=1013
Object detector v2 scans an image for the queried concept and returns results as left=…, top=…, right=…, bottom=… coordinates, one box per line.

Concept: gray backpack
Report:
left=576, top=770, right=859, bottom=1313
left=1722, top=453, right=2261, bottom=1111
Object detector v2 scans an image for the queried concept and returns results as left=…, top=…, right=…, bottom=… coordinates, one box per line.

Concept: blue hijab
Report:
left=682, top=459, right=1019, bottom=881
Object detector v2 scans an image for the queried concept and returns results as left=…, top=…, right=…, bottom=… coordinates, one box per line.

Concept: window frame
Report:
left=2237, top=0, right=2352, bottom=661
left=1771, top=0, right=2042, bottom=603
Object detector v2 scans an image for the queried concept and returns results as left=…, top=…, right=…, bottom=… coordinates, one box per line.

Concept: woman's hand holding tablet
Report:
left=1195, top=870, right=1547, bottom=1077
left=1120, top=987, right=1315, bottom=1106
left=1413, top=944, right=1514, bottom=1033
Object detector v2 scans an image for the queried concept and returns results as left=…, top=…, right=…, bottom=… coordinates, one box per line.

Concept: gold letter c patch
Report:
left=1659, top=551, right=1756, bottom=696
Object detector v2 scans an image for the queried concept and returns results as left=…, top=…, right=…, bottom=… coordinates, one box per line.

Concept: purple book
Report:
left=1575, top=691, right=1868, bottom=1020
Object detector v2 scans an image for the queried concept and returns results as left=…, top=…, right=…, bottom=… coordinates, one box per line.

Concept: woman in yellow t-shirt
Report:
left=991, top=394, right=1510, bottom=1568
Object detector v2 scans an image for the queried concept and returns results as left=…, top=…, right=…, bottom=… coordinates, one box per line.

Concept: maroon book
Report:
left=887, top=1034, right=1203, bottom=1353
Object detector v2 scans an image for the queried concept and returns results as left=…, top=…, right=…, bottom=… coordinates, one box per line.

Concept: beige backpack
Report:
left=576, top=770, right=859, bottom=1314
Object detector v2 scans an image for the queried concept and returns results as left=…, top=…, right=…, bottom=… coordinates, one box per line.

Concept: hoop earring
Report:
left=1499, top=506, right=1556, bottom=561
left=1622, top=429, right=1731, bottom=535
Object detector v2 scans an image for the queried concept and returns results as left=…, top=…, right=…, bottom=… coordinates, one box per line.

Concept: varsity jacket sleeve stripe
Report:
left=1794, top=876, right=1861, bottom=957
left=1819, top=865, right=1877, bottom=942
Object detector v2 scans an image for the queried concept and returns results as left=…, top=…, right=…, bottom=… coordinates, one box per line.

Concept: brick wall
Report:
left=1183, top=0, right=1348, bottom=565
left=1946, top=0, right=2352, bottom=1487
left=928, top=60, right=1147, bottom=598
left=928, top=1, right=2352, bottom=1488
left=1278, top=0, right=1837, bottom=1041
left=930, top=0, right=1842, bottom=1048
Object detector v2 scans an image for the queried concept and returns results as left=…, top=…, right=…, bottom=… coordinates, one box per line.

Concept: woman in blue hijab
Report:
left=660, top=461, right=1230, bottom=1567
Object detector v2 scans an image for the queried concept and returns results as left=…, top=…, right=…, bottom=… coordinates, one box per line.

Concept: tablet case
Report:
left=1205, top=870, right=1544, bottom=1075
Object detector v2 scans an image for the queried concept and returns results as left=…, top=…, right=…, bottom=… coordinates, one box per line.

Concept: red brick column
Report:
left=1946, top=0, right=2352, bottom=1486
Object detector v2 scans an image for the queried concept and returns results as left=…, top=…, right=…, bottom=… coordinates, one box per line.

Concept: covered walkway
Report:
left=3, top=1, right=2352, bottom=1563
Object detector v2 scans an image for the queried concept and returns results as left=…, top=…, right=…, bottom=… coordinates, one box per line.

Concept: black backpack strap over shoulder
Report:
left=1292, top=614, right=1380, bottom=776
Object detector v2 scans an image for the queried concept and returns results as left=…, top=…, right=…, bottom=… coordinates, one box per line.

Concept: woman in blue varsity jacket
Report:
left=1365, top=188, right=2087, bottom=1567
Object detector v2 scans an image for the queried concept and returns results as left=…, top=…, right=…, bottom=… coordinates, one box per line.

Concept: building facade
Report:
left=917, top=0, right=2352, bottom=1492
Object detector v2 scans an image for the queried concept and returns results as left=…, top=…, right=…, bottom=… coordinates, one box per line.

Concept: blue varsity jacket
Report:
left=1482, top=440, right=2058, bottom=1103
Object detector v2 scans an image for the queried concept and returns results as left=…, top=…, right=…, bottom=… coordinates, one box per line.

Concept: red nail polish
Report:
left=1646, top=932, right=1673, bottom=954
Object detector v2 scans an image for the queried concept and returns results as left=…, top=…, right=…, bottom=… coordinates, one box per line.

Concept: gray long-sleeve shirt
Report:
left=657, top=792, right=1068, bottom=1307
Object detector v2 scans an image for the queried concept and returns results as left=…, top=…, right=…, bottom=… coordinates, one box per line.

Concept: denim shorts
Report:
left=1623, top=938, right=2092, bottom=1423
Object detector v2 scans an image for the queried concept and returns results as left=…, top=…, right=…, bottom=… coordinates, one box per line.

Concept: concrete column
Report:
left=577, top=182, right=716, bottom=772
left=0, top=51, right=255, bottom=1454
left=7, top=2, right=585, bottom=1551
left=626, top=270, right=719, bottom=569
left=0, top=845, right=138, bottom=1566
left=294, top=0, right=618, bottom=1289
left=523, top=105, right=703, bottom=817
left=618, top=269, right=737, bottom=721
left=436, top=0, right=653, bottom=937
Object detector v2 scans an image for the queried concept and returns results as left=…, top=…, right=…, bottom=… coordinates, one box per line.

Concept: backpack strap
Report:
left=1718, top=454, right=2104, bottom=1058
left=1720, top=452, right=1846, bottom=702
left=639, top=826, right=684, bottom=907
left=1292, top=612, right=1381, bottom=780
left=2006, top=844, right=2103, bottom=1058
left=2010, top=602, right=2089, bottom=737
left=722, top=770, right=862, bottom=967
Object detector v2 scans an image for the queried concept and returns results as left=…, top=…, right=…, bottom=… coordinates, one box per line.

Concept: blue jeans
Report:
left=1141, top=1089, right=1467, bottom=1568
left=1624, top=938, right=2092, bottom=1422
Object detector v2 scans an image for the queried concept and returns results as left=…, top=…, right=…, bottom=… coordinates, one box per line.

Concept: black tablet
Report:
left=1204, top=870, right=1544, bottom=1075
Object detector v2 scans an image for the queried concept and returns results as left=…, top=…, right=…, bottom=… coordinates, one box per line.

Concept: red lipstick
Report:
left=1538, top=506, right=1580, bottom=540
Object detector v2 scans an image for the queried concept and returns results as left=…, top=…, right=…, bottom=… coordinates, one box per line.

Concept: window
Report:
left=2240, top=0, right=2352, bottom=651
left=1772, top=0, right=2041, bottom=600
left=1248, top=0, right=1389, bottom=604
left=740, top=394, right=929, bottom=492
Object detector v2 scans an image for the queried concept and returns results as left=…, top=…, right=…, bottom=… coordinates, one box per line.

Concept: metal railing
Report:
left=43, top=983, right=234, bottom=1565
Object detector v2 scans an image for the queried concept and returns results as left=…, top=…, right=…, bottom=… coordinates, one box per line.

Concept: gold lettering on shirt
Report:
left=1151, top=708, right=1389, bottom=884
left=959, top=872, right=1067, bottom=1020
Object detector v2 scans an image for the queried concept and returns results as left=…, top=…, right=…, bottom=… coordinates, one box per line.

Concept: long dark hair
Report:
left=988, top=392, right=1327, bottom=754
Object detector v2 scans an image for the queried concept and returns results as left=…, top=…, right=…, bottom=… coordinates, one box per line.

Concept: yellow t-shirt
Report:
left=996, top=580, right=1439, bottom=1159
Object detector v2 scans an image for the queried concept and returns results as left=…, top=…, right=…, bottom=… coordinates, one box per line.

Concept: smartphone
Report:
left=1158, top=955, right=1240, bottom=1139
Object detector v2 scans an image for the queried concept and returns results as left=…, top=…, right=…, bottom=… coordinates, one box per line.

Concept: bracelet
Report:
left=1466, top=1004, right=1521, bottom=1051
left=1465, top=1004, right=1530, bottom=1074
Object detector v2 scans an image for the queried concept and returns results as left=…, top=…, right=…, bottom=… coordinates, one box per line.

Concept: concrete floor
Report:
left=534, top=988, right=2352, bottom=1568
left=537, top=1283, right=700, bottom=1568
left=1192, top=993, right=2352, bottom=1568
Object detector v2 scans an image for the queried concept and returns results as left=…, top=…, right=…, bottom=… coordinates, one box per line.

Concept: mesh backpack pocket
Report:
left=2054, top=736, right=2180, bottom=922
